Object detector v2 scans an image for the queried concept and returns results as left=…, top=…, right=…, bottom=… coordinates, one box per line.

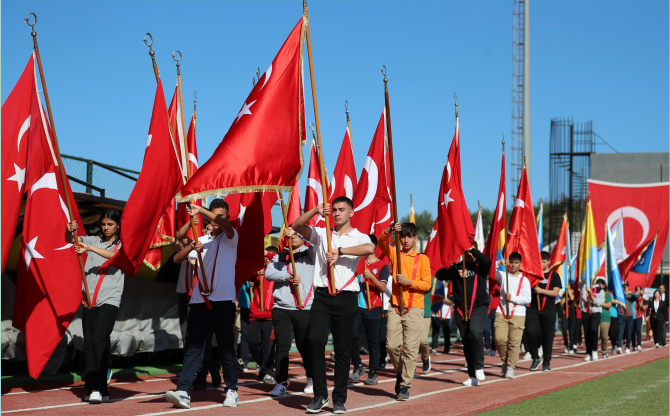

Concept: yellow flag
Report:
left=409, top=194, right=415, bottom=224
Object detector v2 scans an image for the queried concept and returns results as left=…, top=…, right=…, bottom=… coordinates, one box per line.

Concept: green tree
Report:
left=400, top=210, right=434, bottom=237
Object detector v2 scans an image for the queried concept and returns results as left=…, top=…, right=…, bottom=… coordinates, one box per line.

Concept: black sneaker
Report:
left=542, top=363, right=551, bottom=371
left=349, top=364, right=365, bottom=381
left=333, top=401, right=347, bottom=414
left=397, top=386, right=410, bottom=401
left=306, top=396, right=329, bottom=413
left=394, top=374, right=402, bottom=395
left=379, top=359, right=387, bottom=370
left=364, top=371, right=378, bottom=385
left=530, top=359, right=541, bottom=371
left=422, top=357, right=431, bottom=372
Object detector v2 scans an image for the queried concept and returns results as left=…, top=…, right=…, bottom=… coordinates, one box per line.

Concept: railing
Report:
left=61, top=154, right=139, bottom=201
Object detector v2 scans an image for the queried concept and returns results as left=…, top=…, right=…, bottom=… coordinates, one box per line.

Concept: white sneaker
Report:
left=223, top=390, right=239, bottom=407
left=462, top=377, right=479, bottom=386
left=269, top=383, right=287, bottom=397
left=89, top=391, right=102, bottom=404
left=303, top=378, right=314, bottom=394
left=637, top=345, right=643, bottom=351
left=568, top=349, right=575, bottom=355
left=655, top=343, right=660, bottom=348
left=504, top=367, right=515, bottom=379
left=538, top=346, right=543, bottom=357
left=564, top=347, right=569, bottom=354
left=523, top=352, right=532, bottom=360
left=625, top=348, right=631, bottom=354
left=584, top=354, right=592, bottom=361
left=592, top=352, right=598, bottom=361
left=475, top=369, right=485, bottom=381
left=616, top=347, right=622, bottom=355
left=165, top=390, right=190, bottom=409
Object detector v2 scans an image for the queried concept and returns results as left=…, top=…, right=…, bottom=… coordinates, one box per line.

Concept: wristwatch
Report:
left=338, top=247, right=343, bottom=256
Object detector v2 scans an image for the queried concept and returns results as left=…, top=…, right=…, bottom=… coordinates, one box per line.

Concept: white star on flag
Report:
left=24, top=236, right=44, bottom=270
left=429, top=228, right=437, bottom=241
left=7, top=163, right=26, bottom=193
left=235, top=100, right=256, bottom=123
left=238, top=203, right=247, bottom=226
left=441, top=189, right=455, bottom=211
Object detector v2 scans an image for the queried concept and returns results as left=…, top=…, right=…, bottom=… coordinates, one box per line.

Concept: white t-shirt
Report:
left=176, top=260, right=195, bottom=294
left=309, top=226, right=373, bottom=292
left=495, top=269, right=532, bottom=317
left=189, top=230, right=238, bottom=304
left=382, top=278, right=393, bottom=311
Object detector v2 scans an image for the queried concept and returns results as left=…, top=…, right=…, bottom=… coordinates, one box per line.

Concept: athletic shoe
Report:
left=475, top=369, right=485, bottom=381
left=568, top=349, right=575, bottom=355
left=611, top=346, right=616, bottom=355
left=616, top=347, right=622, bottom=354
left=304, top=377, right=314, bottom=394
left=592, top=352, right=599, bottom=361
left=349, top=364, right=365, bottom=381
left=89, top=391, right=102, bottom=404
left=333, top=401, right=347, bottom=414
left=107, top=368, right=113, bottom=385
left=631, top=347, right=637, bottom=352
left=520, top=344, right=526, bottom=353
left=572, top=344, right=577, bottom=351
left=501, top=363, right=508, bottom=377
left=530, top=359, right=541, bottom=371
left=637, top=345, right=643, bottom=351
left=237, top=359, right=246, bottom=372
left=489, top=349, right=496, bottom=356
left=422, top=357, right=431, bottom=372
left=379, top=359, right=387, bottom=370
left=364, top=371, right=378, bottom=385
left=397, top=386, right=410, bottom=401
left=523, top=352, right=532, bottom=360
left=542, top=364, right=551, bottom=371
left=538, top=346, right=543, bottom=357
left=269, top=383, right=287, bottom=397
left=263, top=374, right=275, bottom=384
left=222, top=390, right=239, bottom=407
left=462, top=377, right=480, bottom=386
left=504, top=367, right=515, bottom=379
left=306, top=396, right=329, bottom=413
left=165, top=391, right=190, bottom=409
left=243, top=364, right=255, bottom=373
left=655, top=343, right=660, bottom=348
left=625, top=348, right=631, bottom=354
left=430, top=348, right=437, bottom=355
left=564, top=347, right=569, bottom=354
left=602, top=353, right=609, bottom=359
left=584, top=354, right=592, bottom=361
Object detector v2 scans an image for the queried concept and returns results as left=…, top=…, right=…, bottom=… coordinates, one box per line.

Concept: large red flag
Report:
left=436, top=117, right=473, bottom=268
left=370, top=141, right=394, bottom=237
left=483, top=151, right=507, bottom=278
left=280, top=180, right=302, bottom=250
left=507, top=166, right=543, bottom=285
left=13, top=78, right=85, bottom=378
left=177, top=115, right=203, bottom=241
left=304, top=141, right=325, bottom=227
left=424, top=221, right=443, bottom=276
left=328, top=128, right=357, bottom=201
left=550, top=215, right=568, bottom=271
left=102, top=79, right=182, bottom=275
left=178, top=18, right=307, bottom=201
left=352, top=111, right=392, bottom=235
left=2, top=55, right=35, bottom=273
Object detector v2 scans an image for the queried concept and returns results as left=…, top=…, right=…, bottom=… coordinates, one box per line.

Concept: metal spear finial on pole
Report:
left=144, top=33, right=159, bottom=81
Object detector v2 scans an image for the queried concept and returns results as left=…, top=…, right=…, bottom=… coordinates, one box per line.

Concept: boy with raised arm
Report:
left=291, top=197, right=375, bottom=415
left=378, top=222, right=431, bottom=401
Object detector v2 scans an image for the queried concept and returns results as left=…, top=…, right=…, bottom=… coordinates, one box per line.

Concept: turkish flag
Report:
left=13, top=80, right=85, bottom=378
left=436, top=117, right=473, bottom=268
left=507, top=166, right=543, bottom=285
left=177, top=115, right=204, bottom=241
left=588, top=179, right=669, bottom=288
left=483, top=152, right=507, bottom=279
left=178, top=18, right=307, bottom=201
left=424, top=221, right=443, bottom=276
left=2, top=55, right=34, bottom=273
left=225, top=191, right=277, bottom=291
left=371, top=142, right=394, bottom=237
left=280, top=180, right=302, bottom=250
left=550, top=215, right=569, bottom=271
left=304, top=141, right=325, bottom=227
left=328, top=127, right=357, bottom=201
left=352, top=111, right=392, bottom=236
left=102, top=79, right=182, bottom=275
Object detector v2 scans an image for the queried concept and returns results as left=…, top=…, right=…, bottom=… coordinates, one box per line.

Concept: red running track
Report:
left=2, top=337, right=667, bottom=415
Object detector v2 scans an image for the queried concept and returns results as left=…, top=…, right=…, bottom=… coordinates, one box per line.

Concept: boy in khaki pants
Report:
left=494, top=252, right=531, bottom=379
left=378, top=223, right=431, bottom=401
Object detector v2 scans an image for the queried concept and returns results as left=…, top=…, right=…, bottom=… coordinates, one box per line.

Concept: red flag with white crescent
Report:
left=177, top=115, right=204, bottom=240
left=328, top=127, right=357, bottom=201
left=280, top=180, right=302, bottom=250
left=304, top=141, right=325, bottom=227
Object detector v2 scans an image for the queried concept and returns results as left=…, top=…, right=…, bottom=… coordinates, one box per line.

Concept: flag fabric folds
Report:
left=329, top=127, right=357, bottom=201
left=507, top=166, right=543, bottom=285
left=474, top=207, right=485, bottom=254
left=549, top=214, right=570, bottom=296
left=178, top=18, right=307, bottom=201
left=177, top=115, right=204, bottom=241
left=630, top=234, right=657, bottom=275
left=577, top=195, right=600, bottom=290
left=537, top=202, right=544, bottom=252
left=424, top=221, right=443, bottom=277
left=483, top=151, right=506, bottom=278
left=605, top=222, right=626, bottom=304
left=280, top=180, right=302, bottom=250
left=102, top=79, right=182, bottom=275
left=304, top=141, right=325, bottom=227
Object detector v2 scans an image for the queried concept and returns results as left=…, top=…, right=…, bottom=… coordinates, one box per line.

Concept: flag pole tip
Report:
left=172, top=50, right=182, bottom=62
left=25, top=12, right=37, bottom=27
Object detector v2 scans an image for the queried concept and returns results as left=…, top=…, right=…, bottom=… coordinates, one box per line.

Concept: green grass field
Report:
left=479, top=358, right=669, bottom=416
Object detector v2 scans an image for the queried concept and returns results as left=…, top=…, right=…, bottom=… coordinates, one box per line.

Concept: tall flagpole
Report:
left=278, top=191, right=303, bottom=306
left=503, top=137, right=510, bottom=318
left=303, top=1, right=336, bottom=293
left=381, top=66, right=405, bottom=315
left=25, top=13, right=92, bottom=308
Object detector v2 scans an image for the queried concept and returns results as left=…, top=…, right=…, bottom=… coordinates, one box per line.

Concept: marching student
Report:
left=647, top=290, right=668, bottom=348
left=380, top=222, right=431, bottom=400
left=557, top=296, right=570, bottom=354
left=526, top=251, right=562, bottom=371
left=246, top=248, right=277, bottom=384
left=431, top=290, right=453, bottom=354
left=435, top=241, right=491, bottom=386
left=598, top=281, right=613, bottom=359
left=236, top=282, right=253, bottom=372
left=164, top=199, right=240, bottom=409
left=173, top=217, right=200, bottom=340
left=418, top=277, right=436, bottom=372
left=632, top=285, right=647, bottom=351
left=66, top=210, right=124, bottom=404
left=484, top=282, right=500, bottom=357
left=615, top=281, right=638, bottom=354
left=349, top=235, right=389, bottom=386
left=608, top=289, right=619, bottom=355
left=494, top=252, right=532, bottom=380
left=291, top=197, right=374, bottom=414
left=580, top=277, right=605, bottom=362
left=264, top=228, right=316, bottom=396
left=379, top=274, right=393, bottom=369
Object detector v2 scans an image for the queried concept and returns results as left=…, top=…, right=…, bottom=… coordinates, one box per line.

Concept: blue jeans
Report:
left=617, top=315, right=633, bottom=349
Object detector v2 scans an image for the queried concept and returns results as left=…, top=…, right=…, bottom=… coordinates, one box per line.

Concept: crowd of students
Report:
left=69, top=198, right=669, bottom=413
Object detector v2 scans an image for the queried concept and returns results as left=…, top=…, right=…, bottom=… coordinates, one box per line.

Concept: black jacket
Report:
left=647, top=299, right=668, bottom=322
left=435, top=248, right=491, bottom=315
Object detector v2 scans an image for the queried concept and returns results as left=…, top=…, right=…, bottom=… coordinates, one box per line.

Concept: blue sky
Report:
left=3, top=1, right=668, bottom=221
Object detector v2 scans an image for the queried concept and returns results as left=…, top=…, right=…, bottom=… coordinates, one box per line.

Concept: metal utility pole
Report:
left=523, top=0, right=531, bottom=186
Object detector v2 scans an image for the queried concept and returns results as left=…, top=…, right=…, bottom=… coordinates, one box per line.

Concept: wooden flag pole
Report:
left=172, top=53, right=211, bottom=295
left=503, top=138, right=510, bottom=318
left=25, top=13, right=92, bottom=308
left=381, top=66, right=405, bottom=315
left=304, top=2, right=336, bottom=294
left=278, top=191, right=303, bottom=306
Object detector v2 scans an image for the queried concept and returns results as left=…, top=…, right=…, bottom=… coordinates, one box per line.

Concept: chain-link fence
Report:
left=61, top=154, right=139, bottom=201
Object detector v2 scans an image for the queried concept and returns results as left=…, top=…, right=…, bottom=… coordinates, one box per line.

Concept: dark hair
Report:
left=400, top=223, right=417, bottom=237
left=635, top=285, right=642, bottom=291
left=654, top=290, right=660, bottom=298
left=509, top=251, right=522, bottom=261
left=624, top=281, right=629, bottom=287
left=265, top=246, right=278, bottom=254
left=100, top=209, right=121, bottom=237
left=369, top=234, right=378, bottom=247
left=332, top=196, right=354, bottom=209
left=540, top=251, right=551, bottom=261
left=209, top=199, right=229, bottom=212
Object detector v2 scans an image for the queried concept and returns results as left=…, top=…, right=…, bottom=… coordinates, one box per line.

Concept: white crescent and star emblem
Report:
left=607, top=206, right=650, bottom=247
left=17, top=115, right=30, bottom=151
left=238, top=203, right=247, bottom=226
left=7, top=163, right=26, bottom=192
left=259, top=64, right=272, bottom=91
left=353, top=156, right=378, bottom=212
left=429, top=227, right=437, bottom=241
left=441, top=189, right=455, bottom=210
left=235, top=100, right=256, bottom=123
left=24, top=236, right=44, bottom=270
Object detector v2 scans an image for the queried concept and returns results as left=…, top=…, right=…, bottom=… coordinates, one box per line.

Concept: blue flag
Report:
left=605, top=223, right=625, bottom=303
left=630, top=236, right=657, bottom=274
